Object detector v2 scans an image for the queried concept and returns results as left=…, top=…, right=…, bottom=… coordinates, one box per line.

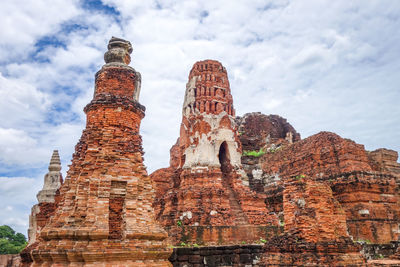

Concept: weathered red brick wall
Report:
left=35, top=202, right=57, bottom=229
left=369, top=148, right=400, bottom=175
left=326, top=172, right=400, bottom=244
left=283, top=178, right=348, bottom=242
left=256, top=130, right=400, bottom=245
left=262, top=178, right=366, bottom=266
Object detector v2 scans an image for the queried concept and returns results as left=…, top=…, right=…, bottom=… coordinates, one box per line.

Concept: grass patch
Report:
left=243, top=148, right=265, bottom=157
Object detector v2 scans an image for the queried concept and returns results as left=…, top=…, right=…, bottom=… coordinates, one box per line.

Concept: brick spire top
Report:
left=94, top=36, right=142, bottom=102
left=36, top=150, right=63, bottom=203
left=104, top=36, right=133, bottom=65
left=184, top=59, right=235, bottom=117
left=48, top=149, right=61, bottom=172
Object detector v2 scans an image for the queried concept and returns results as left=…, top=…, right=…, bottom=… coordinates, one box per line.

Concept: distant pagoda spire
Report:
left=27, top=150, right=63, bottom=246
left=36, top=150, right=62, bottom=203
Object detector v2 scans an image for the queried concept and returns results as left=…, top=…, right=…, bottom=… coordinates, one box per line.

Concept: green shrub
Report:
left=0, top=225, right=27, bottom=254
left=242, top=148, right=265, bottom=157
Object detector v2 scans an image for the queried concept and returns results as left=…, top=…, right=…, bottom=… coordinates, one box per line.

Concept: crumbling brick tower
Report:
left=152, top=60, right=274, bottom=245
left=21, top=37, right=171, bottom=266
left=179, top=60, right=240, bottom=171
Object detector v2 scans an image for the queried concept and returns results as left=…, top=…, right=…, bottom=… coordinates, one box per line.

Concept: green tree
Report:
left=0, top=225, right=27, bottom=254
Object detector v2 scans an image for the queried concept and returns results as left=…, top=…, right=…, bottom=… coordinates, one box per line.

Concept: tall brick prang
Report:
left=21, top=37, right=171, bottom=266
left=179, top=60, right=240, bottom=169
left=151, top=60, right=275, bottom=245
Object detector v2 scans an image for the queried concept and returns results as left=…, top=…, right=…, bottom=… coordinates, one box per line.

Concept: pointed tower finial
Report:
left=104, top=36, right=133, bottom=65
left=37, top=150, right=63, bottom=203
left=28, top=150, right=63, bottom=245
left=48, top=150, right=61, bottom=172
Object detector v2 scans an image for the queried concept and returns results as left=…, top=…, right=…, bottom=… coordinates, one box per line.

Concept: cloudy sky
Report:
left=0, top=0, right=399, bottom=236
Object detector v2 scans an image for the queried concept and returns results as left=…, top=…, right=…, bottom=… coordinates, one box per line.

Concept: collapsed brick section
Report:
left=326, top=172, right=400, bottom=244
left=282, top=178, right=348, bottom=241
left=262, top=178, right=366, bottom=266
left=234, top=112, right=400, bottom=264
left=21, top=37, right=171, bottom=266
left=151, top=60, right=275, bottom=246
left=239, top=127, right=400, bottom=245
left=261, top=131, right=373, bottom=178
left=369, top=148, right=400, bottom=175
left=236, top=113, right=300, bottom=192
left=236, top=112, right=300, bottom=152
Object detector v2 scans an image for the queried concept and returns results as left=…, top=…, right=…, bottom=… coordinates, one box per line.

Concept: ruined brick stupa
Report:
left=27, top=150, right=63, bottom=245
left=21, top=37, right=171, bottom=266
left=151, top=60, right=275, bottom=245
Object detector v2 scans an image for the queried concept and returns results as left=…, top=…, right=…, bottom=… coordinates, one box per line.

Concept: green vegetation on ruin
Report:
left=242, top=148, right=265, bottom=157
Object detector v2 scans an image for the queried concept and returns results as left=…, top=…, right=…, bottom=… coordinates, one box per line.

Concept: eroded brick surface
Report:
left=262, top=178, right=366, bottom=266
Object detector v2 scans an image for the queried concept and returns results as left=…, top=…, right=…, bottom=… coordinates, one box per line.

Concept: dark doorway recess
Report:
left=219, top=141, right=232, bottom=176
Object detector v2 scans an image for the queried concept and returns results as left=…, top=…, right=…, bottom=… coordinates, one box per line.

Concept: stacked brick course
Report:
left=21, top=37, right=171, bottom=266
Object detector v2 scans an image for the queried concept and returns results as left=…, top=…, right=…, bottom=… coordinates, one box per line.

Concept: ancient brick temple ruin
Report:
left=151, top=60, right=275, bottom=246
left=21, top=37, right=400, bottom=267
left=21, top=37, right=171, bottom=266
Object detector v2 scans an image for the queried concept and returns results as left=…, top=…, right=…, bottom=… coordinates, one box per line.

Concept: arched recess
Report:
left=218, top=141, right=232, bottom=177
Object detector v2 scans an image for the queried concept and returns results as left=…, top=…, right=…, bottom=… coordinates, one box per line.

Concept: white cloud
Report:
left=0, top=73, right=50, bottom=128
left=0, top=0, right=81, bottom=62
left=0, top=128, right=49, bottom=166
